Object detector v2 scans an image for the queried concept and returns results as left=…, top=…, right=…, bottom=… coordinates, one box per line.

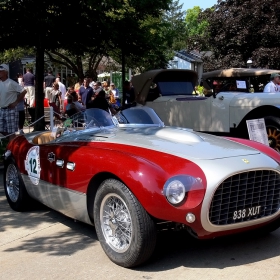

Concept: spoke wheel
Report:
left=4, top=159, right=32, bottom=211
left=267, top=127, right=280, bottom=152
left=100, top=193, right=132, bottom=253
left=93, top=179, right=157, bottom=268
left=265, top=116, right=280, bottom=152
left=6, top=164, right=20, bottom=203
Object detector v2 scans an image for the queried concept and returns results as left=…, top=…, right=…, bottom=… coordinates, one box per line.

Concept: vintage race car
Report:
left=134, top=68, right=280, bottom=152
left=3, top=107, right=280, bottom=268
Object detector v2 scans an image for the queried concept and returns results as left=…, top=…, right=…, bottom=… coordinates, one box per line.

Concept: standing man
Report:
left=79, top=78, right=93, bottom=108
left=44, top=69, right=56, bottom=99
left=55, top=77, right=66, bottom=111
left=263, top=73, right=280, bottom=92
left=123, top=80, right=135, bottom=104
left=0, top=64, right=27, bottom=140
left=22, top=67, right=35, bottom=107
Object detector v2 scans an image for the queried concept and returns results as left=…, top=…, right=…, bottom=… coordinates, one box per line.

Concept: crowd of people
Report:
left=0, top=63, right=136, bottom=139
left=47, top=76, right=134, bottom=119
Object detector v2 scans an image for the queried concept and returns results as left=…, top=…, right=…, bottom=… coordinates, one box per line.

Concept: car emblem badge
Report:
left=242, top=158, right=250, bottom=164
left=48, top=152, right=56, bottom=163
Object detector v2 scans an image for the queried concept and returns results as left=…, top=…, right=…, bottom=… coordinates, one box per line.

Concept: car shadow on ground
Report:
left=0, top=182, right=98, bottom=257
left=136, top=225, right=280, bottom=271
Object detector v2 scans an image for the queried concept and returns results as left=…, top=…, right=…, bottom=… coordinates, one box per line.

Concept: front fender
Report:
left=224, top=137, right=280, bottom=164
left=76, top=143, right=207, bottom=225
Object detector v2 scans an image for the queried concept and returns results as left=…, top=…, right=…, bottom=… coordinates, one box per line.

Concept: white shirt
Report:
left=58, top=81, right=66, bottom=100
left=263, top=81, right=280, bottom=93
left=0, top=78, right=25, bottom=107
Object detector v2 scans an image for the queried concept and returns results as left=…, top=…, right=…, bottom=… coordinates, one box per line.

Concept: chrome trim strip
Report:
left=66, top=162, right=76, bottom=171
left=56, top=159, right=64, bottom=168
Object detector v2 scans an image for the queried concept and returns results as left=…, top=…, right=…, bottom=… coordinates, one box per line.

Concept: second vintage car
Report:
left=134, top=68, right=280, bottom=152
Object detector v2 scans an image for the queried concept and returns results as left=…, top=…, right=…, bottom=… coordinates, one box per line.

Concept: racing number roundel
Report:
left=25, top=146, right=41, bottom=185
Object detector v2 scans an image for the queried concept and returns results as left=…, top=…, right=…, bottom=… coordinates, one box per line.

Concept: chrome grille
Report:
left=209, top=170, right=280, bottom=225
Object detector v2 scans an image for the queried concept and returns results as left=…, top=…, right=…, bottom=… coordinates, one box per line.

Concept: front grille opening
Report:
left=209, top=170, right=280, bottom=225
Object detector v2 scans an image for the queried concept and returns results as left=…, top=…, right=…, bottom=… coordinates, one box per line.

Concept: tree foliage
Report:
left=162, top=0, right=187, bottom=52
left=0, top=0, right=173, bottom=129
left=203, top=0, right=280, bottom=70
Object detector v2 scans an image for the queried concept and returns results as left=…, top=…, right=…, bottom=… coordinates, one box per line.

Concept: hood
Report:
left=228, top=91, right=280, bottom=107
left=133, top=69, right=198, bottom=105
left=111, top=126, right=260, bottom=160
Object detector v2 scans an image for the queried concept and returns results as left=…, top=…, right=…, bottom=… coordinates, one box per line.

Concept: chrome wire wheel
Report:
left=100, top=193, right=132, bottom=253
left=267, top=126, right=280, bottom=152
left=6, top=164, right=20, bottom=203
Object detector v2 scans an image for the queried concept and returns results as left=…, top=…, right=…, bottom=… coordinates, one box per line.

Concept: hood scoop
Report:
left=154, top=127, right=203, bottom=144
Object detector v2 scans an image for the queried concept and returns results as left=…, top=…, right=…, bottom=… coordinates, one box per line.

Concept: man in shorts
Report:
left=0, top=64, right=27, bottom=140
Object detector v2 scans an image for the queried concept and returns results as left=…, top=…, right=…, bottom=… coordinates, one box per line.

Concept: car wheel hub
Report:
left=100, top=193, right=132, bottom=253
left=6, top=165, right=20, bottom=203
left=267, top=127, right=280, bottom=152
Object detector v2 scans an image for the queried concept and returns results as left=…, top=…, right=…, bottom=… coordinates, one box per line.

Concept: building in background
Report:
left=169, top=50, right=212, bottom=84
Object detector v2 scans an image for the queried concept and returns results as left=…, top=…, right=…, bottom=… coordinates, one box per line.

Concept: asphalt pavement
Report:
left=0, top=168, right=279, bottom=280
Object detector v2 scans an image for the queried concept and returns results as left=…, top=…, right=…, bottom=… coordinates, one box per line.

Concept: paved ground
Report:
left=0, top=168, right=279, bottom=280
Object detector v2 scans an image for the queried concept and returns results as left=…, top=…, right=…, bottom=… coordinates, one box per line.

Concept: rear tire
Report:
left=4, top=158, right=32, bottom=211
left=93, top=179, right=157, bottom=268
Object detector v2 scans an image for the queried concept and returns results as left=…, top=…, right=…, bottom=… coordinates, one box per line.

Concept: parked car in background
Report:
left=134, top=68, right=280, bottom=152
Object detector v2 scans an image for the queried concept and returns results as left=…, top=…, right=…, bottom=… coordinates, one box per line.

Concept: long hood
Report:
left=106, top=126, right=260, bottom=160
left=228, top=91, right=280, bottom=107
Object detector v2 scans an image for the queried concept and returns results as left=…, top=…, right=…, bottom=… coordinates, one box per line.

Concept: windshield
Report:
left=68, top=108, right=115, bottom=129
left=62, top=107, right=163, bottom=131
left=157, top=81, right=194, bottom=95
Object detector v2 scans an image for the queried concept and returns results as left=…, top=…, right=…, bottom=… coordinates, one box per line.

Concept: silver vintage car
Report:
left=134, top=68, right=280, bottom=152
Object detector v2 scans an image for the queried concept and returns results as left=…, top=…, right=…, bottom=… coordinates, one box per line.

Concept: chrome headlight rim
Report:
left=163, top=175, right=203, bottom=207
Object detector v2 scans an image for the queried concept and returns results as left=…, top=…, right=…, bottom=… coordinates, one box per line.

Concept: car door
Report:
left=146, top=95, right=212, bottom=131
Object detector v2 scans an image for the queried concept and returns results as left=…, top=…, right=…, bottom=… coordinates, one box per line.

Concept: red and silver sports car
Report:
left=3, top=107, right=280, bottom=268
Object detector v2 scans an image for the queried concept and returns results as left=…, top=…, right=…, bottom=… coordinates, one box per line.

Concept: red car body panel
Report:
left=8, top=132, right=280, bottom=240
left=9, top=136, right=207, bottom=230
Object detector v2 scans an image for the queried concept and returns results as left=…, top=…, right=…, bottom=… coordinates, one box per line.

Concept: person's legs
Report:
left=45, top=87, right=52, bottom=99
left=29, top=86, right=35, bottom=107
left=18, top=110, right=25, bottom=134
left=25, top=87, right=31, bottom=106
left=6, top=109, right=18, bottom=141
left=0, top=109, right=6, bottom=136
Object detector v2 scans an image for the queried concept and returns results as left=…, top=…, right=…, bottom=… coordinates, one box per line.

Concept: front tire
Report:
left=93, top=179, right=157, bottom=268
left=4, top=158, right=31, bottom=211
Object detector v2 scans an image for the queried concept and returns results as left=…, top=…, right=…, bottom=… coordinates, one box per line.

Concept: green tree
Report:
left=203, top=0, right=280, bottom=70
left=185, top=6, right=211, bottom=52
left=0, top=0, right=103, bottom=130
left=1, top=0, right=174, bottom=117
left=162, top=0, right=187, bottom=52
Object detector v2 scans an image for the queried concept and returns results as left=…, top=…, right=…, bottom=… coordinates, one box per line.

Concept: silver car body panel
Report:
left=19, top=108, right=280, bottom=233
left=146, top=92, right=280, bottom=132
left=22, top=174, right=93, bottom=225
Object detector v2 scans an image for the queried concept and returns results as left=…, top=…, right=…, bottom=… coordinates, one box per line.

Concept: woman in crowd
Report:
left=48, top=82, right=62, bottom=119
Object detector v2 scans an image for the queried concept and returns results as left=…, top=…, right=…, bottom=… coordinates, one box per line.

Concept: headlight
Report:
left=163, top=175, right=203, bottom=206
left=165, top=180, right=185, bottom=205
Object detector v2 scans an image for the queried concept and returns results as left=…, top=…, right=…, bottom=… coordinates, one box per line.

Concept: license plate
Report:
left=233, top=206, right=261, bottom=220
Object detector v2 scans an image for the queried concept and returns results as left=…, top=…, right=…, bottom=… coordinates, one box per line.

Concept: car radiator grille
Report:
left=209, top=170, right=280, bottom=225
